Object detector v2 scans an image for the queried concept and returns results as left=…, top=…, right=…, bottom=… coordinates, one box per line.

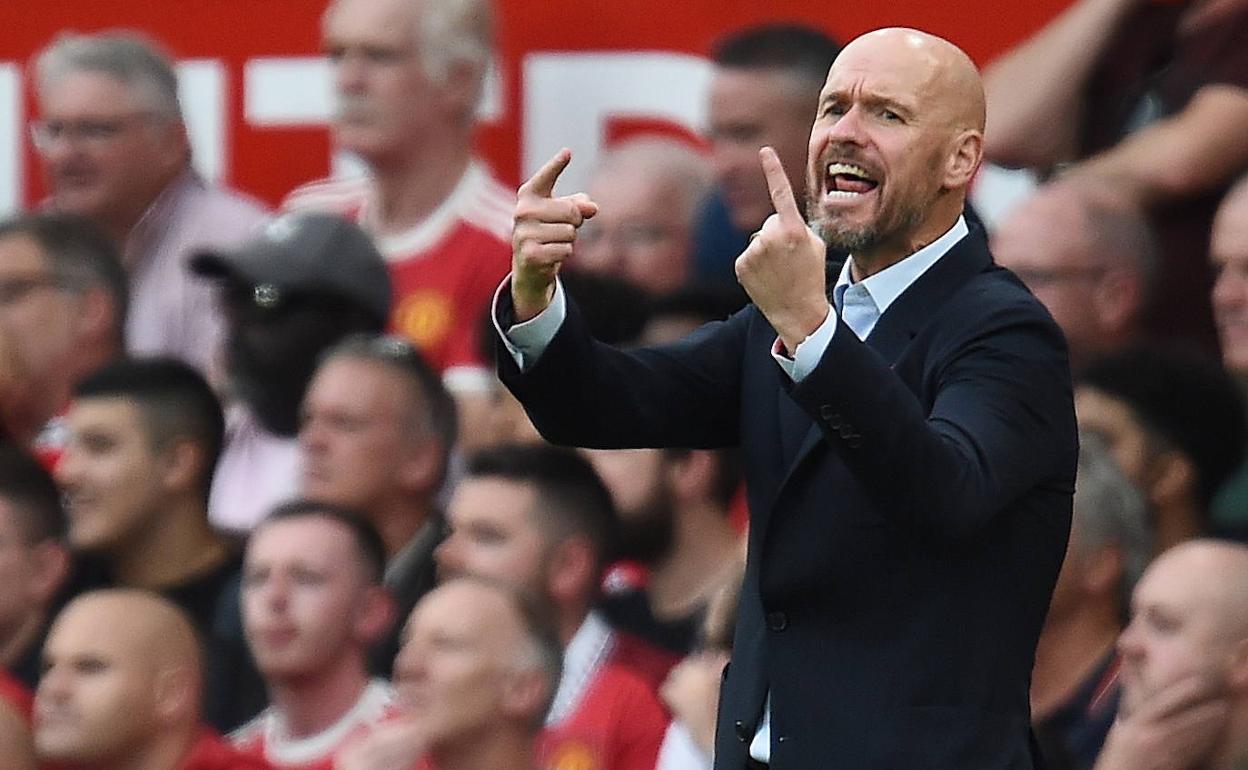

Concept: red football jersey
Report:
left=281, top=163, right=513, bottom=383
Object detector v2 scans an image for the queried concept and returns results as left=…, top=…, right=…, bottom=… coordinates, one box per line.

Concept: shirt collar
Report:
left=546, top=610, right=614, bottom=726
left=834, top=215, right=968, bottom=315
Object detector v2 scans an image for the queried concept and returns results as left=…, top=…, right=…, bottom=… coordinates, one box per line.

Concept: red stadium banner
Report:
left=0, top=0, right=1069, bottom=213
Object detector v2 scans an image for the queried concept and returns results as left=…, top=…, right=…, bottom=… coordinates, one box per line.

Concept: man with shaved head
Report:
left=33, top=589, right=268, bottom=769
left=497, top=27, right=1076, bottom=769
left=336, top=577, right=560, bottom=770
left=1092, top=540, right=1248, bottom=770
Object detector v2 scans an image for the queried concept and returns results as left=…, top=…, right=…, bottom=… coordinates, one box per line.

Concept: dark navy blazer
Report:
left=499, top=224, right=1077, bottom=769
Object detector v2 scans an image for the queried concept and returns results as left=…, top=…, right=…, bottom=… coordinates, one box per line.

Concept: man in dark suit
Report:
left=496, top=28, right=1077, bottom=769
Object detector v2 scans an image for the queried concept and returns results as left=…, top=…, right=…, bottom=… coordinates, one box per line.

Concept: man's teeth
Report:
left=827, top=162, right=873, bottom=180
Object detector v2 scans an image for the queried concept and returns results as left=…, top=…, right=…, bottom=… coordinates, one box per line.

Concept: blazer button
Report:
left=735, top=720, right=751, bottom=742
left=766, top=610, right=789, bottom=631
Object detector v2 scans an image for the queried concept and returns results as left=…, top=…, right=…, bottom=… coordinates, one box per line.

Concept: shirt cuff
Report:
left=493, top=275, right=567, bottom=371
left=771, top=304, right=836, bottom=382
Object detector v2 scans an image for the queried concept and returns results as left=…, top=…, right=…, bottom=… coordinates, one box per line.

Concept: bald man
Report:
left=1093, top=541, right=1248, bottom=770
left=496, top=27, right=1075, bottom=769
left=33, top=590, right=268, bottom=770
left=336, top=578, right=560, bottom=770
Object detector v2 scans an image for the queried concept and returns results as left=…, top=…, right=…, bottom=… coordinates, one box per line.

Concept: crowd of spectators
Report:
left=0, top=0, right=1247, bottom=768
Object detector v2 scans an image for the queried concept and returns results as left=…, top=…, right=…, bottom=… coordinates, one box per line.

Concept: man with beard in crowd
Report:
left=190, top=212, right=391, bottom=533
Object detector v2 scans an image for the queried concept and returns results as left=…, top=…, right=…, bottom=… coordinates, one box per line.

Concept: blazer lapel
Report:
left=777, top=227, right=995, bottom=481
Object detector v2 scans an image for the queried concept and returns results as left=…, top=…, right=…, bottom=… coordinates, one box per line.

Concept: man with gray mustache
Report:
left=282, top=0, right=512, bottom=421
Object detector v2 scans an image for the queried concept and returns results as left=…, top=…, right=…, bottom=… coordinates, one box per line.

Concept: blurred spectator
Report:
left=283, top=0, right=511, bottom=427
left=300, top=334, right=455, bottom=673
left=983, top=0, right=1248, bottom=349
left=32, top=32, right=269, bottom=373
left=0, top=213, right=125, bottom=463
left=655, top=567, right=742, bottom=770
left=1209, top=174, right=1248, bottom=535
left=0, top=666, right=34, bottom=770
left=337, top=577, right=560, bottom=770
left=234, top=502, right=398, bottom=769
left=34, top=589, right=270, bottom=770
left=591, top=445, right=742, bottom=655
left=696, top=24, right=841, bottom=284
left=436, top=445, right=671, bottom=770
left=53, top=358, right=262, bottom=730
left=991, top=183, right=1157, bottom=371
left=0, top=445, right=71, bottom=690
left=1032, top=433, right=1150, bottom=770
left=1077, top=346, right=1247, bottom=551
left=573, top=137, right=712, bottom=295
left=1092, top=540, right=1248, bottom=770
left=190, top=212, right=391, bottom=533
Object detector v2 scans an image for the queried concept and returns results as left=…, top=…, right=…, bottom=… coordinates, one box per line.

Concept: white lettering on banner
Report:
left=0, top=51, right=708, bottom=216
left=0, top=64, right=20, bottom=214
left=523, top=51, right=712, bottom=195
left=178, top=60, right=227, bottom=185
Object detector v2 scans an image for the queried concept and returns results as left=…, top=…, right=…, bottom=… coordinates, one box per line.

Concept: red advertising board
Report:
left=0, top=1, right=1067, bottom=212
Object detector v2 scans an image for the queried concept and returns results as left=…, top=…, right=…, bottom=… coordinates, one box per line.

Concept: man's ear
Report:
left=546, top=536, right=597, bottom=607
left=28, top=540, right=70, bottom=607
left=152, top=664, right=198, bottom=725
left=159, top=438, right=207, bottom=497
left=74, top=287, right=120, bottom=350
left=943, top=130, right=984, bottom=191
left=1092, top=268, right=1144, bottom=332
left=502, top=665, right=552, bottom=724
left=355, top=584, right=398, bottom=646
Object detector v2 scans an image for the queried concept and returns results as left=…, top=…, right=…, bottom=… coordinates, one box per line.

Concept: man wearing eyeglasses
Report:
left=31, top=32, right=269, bottom=376
left=991, top=183, right=1157, bottom=372
left=0, top=213, right=125, bottom=464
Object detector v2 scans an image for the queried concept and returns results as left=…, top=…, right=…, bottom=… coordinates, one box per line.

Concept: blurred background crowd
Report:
left=0, top=0, right=1247, bottom=768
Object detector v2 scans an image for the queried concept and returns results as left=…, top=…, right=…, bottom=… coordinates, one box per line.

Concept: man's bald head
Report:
left=838, top=28, right=985, bottom=134
left=808, top=28, right=984, bottom=268
left=34, top=590, right=203, bottom=766
left=1119, top=540, right=1248, bottom=717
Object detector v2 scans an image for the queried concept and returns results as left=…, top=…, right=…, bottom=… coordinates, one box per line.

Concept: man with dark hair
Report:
left=0, top=213, right=126, bottom=461
left=233, top=500, right=398, bottom=769
left=1077, top=346, right=1248, bottom=551
left=337, top=577, right=562, bottom=770
left=52, top=357, right=261, bottom=729
left=0, top=445, right=72, bottom=690
left=32, top=31, right=269, bottom=373
left=191, top=212, right=392, bottom=533
left=697, top=24, right=841, bottom=283
left=436, top=444, right=671, bottom=770
left=300, top=333, right=456, bottom=672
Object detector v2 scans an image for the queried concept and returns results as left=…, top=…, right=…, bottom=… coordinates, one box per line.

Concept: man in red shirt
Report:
left=436, top=445, right=672, bottom=770
left=337, top=577, right=559, bottom=770
left=282, top=0, right=512, bottom=405
left=34, top=589, right=270, bottom=770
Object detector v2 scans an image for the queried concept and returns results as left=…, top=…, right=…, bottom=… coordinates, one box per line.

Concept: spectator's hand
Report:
left=511, top=149, right=599, bottom=322
left=1093, top=675, right=1229, bottom=770
left=735, top=147, right=829, bottom=354
left=334, top=716, right=428, bottom=770
left=660, top=650, right=730, bottom=754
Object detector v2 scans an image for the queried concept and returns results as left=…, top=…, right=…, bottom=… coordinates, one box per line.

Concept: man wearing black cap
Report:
left=191, top=212, right=392, bottom=533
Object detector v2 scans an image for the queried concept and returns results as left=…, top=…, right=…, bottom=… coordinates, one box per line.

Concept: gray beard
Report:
left=808, top=199, right=879, bottom=253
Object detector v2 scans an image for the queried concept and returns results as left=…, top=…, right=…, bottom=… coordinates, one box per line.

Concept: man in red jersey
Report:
left=233, top=502, right=399, bottom=770
left=283, top=0, right=512, bottom=426
left=436, top=445, right=672, bottom=770
left=338, top=578, right=559, bottom=770
left=34, top=590, right=271, bottom=770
